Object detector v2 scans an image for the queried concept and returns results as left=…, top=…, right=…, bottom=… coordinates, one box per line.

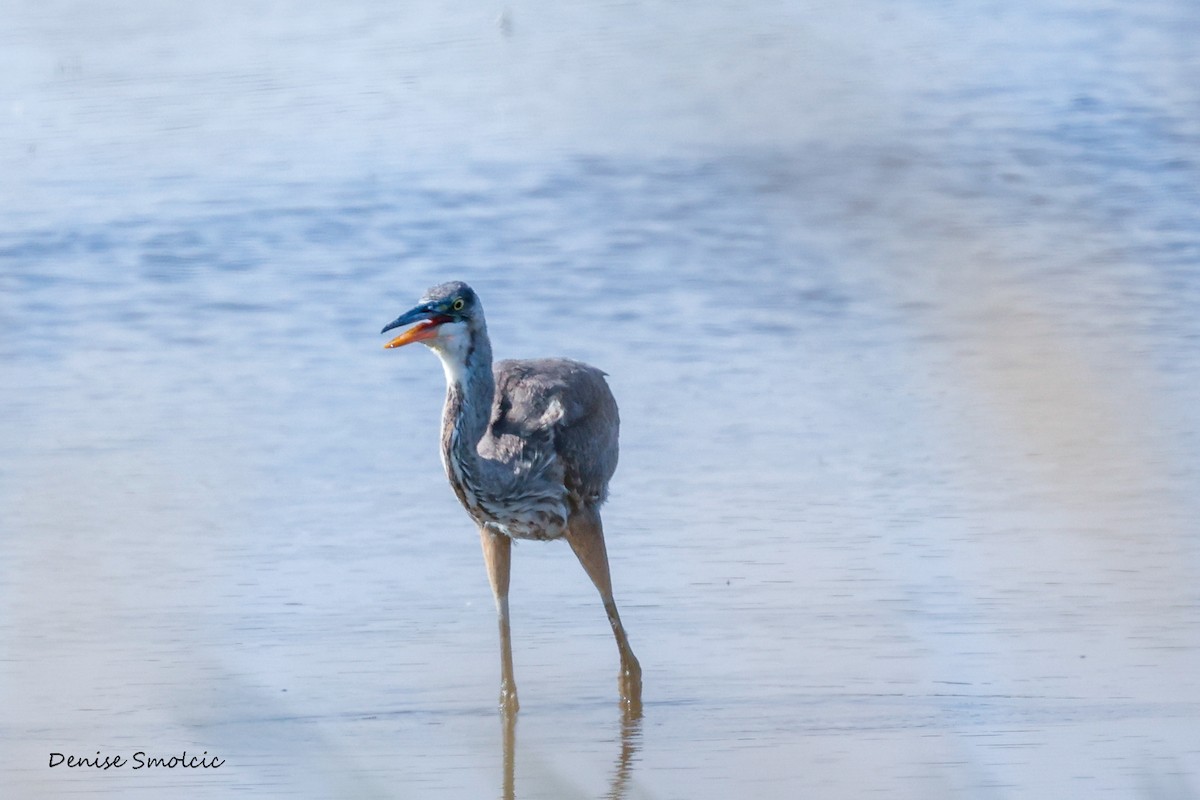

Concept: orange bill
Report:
left=384, top=319, right=441, bottom=349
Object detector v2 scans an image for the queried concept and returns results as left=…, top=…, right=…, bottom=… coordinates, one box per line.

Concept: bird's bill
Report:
left=381, top=305, right=450, bottom=349
left=383, top=319, right=441, bottom=349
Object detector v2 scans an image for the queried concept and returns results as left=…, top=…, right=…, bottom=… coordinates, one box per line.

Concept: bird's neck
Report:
left=437, top=333, right=494, bottom=473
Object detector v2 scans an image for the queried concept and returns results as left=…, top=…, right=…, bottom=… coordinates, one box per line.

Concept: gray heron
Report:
left=381, top=281, right=642, bottom=713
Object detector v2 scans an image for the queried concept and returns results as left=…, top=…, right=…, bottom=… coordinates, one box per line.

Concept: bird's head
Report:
left=380, top=281, right=485, bottom=363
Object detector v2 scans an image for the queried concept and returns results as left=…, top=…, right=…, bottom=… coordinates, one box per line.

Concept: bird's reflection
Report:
left=605, top=709, right=643, bottom=800
left=501, top=711, right=518, bottom=800
left=500, top=706, right=643, bottom=800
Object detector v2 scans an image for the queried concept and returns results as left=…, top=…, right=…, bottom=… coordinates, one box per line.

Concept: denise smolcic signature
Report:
left=49, top=751, right=224, bottom=770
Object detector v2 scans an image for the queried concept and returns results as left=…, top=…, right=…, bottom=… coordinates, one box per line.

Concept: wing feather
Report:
left=490, top=358, right=619, bottom=509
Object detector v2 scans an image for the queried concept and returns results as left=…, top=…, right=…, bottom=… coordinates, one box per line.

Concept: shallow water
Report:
left=3, top=1, right=1200, bottom=798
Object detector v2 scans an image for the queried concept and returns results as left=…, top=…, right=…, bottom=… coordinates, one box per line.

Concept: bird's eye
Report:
left=452, top=298, right=465, bottom=311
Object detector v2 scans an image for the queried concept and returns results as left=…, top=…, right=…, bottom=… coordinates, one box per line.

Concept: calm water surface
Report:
left=3, top=1, right=1199, bottom=798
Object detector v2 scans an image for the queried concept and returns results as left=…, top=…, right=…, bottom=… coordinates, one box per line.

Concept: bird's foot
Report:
left=617, top=655, right=643, bottom=717
left=498, top=681, right=520, bottom=715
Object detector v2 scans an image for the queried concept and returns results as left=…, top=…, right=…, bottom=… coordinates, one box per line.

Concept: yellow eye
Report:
left=452, top=298, right=465, bottom=311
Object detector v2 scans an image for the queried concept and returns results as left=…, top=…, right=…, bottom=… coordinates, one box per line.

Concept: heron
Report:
left=381, top=281, right=642, bottom=713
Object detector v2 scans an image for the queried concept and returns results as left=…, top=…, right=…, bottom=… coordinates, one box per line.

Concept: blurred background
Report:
left=2, top=1, right=1199, bottom=797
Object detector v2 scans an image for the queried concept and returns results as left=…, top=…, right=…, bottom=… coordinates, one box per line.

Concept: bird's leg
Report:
left=479, top=527, right=519, bottom=714
left=565, top=507, right=642, bottom=714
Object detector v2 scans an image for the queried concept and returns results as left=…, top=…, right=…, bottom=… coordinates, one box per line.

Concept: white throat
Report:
left=426, top=320, right=472, bottom=387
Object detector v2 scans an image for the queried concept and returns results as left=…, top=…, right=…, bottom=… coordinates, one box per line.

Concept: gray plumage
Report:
left=381, top=280, right=641, bottom=713
left=401, top=282, right=619, bottom=538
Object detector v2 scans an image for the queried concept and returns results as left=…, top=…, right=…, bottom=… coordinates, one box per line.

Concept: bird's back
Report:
left=488, top=358, right=619, bottom=511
